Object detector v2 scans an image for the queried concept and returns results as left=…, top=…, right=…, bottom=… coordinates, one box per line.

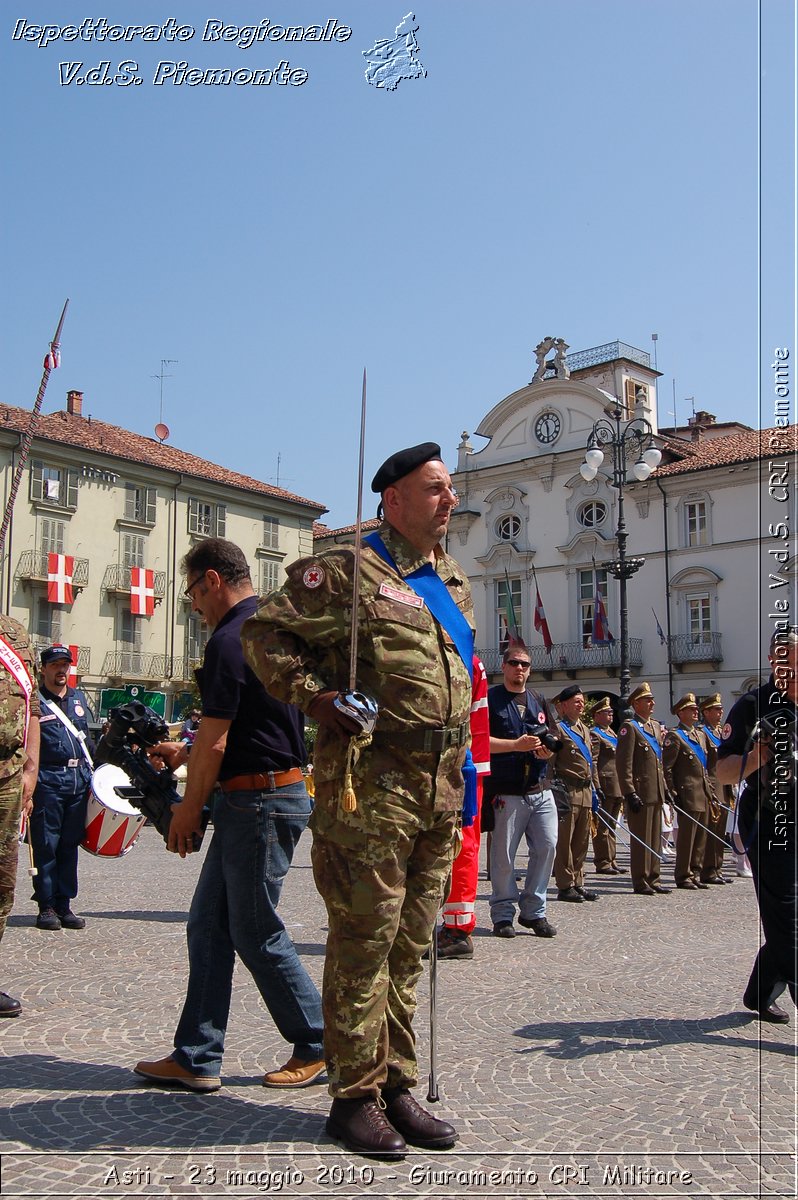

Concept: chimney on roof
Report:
left=66, top=389, right=83, bottom=417
left=687, top=409, right=715, bottom=443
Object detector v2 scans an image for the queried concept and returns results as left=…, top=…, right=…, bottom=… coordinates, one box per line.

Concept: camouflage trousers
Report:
left=0, top=775, right=23, bottom=947
left=311, top=800, right=457, bottom=1100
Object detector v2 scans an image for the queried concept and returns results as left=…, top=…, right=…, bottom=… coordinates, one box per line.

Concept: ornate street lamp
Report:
left=580, top=401, right=662, bottom=715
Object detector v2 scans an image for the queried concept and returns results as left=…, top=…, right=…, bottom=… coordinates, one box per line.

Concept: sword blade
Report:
left=669, top=800, right=730, bottom=846
left=597, top=807, right=664, bottom=861
left=348, top=369, right=368, bottom=693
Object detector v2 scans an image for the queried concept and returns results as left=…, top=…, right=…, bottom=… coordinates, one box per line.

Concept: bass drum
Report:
left=81, top=763, right=147, bottom=858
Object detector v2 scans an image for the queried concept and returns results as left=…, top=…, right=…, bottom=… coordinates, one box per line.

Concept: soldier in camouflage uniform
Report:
left=0, top=614, right=41, bottom=1016
left=243, top=443, right=472, bottom=1160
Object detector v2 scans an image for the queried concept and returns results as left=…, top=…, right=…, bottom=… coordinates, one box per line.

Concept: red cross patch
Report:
left=302, top=565, right=325, bottom=589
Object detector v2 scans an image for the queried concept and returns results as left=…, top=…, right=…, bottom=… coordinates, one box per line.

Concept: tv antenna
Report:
left=152, top=358, right=178, bottom=424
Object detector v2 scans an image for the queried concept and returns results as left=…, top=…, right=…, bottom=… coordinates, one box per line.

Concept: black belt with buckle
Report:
left=374, top=720, right=470, bottom=753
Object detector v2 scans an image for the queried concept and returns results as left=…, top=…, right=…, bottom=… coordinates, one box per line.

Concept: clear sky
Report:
left=3, top=1, right=795, bottom=527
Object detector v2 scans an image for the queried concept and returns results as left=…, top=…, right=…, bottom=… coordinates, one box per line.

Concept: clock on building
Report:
left=534, top=411, right=561, bottom=445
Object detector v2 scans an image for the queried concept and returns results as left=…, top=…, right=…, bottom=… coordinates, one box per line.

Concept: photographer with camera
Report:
left=550, top=685, right=602, bottom=903
left=133, top=538, right=323, bottom=1092
left=485, top=645, right=559, bottom=938
left=716, top=626, right=797, bottom=1024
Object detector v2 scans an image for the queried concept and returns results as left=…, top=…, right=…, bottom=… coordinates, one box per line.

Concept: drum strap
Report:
left=40, top=695, right=93, bottom=769
left=0, top=634, right=33, bottom=748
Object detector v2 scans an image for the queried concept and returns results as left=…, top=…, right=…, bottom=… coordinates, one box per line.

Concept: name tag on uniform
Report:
left=378, top=581, right=424, bottom=609
left=39, top=713, right=57, bottom=723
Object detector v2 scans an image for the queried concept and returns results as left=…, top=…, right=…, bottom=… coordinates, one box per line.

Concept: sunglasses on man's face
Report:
left=505, top=659, right=531, bottom=668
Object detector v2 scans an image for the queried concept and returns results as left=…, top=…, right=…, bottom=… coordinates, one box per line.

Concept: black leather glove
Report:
left=625, top=791, right=643, bottom=814
left=307, top=690, right=361, bottom=735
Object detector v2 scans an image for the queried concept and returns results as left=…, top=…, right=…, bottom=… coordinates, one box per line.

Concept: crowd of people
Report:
left=0, top=440, right=794, bottom=1161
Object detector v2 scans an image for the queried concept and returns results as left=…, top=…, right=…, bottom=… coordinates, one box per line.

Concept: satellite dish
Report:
left=154, top=423, right=170, bottom=443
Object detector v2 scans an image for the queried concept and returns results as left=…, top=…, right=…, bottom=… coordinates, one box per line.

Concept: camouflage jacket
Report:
left=242, top=524, right=474, bottom=826
left=0, top=614, right=40, bottom=784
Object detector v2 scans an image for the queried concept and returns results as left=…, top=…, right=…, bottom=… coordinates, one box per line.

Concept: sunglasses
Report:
left=505, top=659, right=531, bottom=668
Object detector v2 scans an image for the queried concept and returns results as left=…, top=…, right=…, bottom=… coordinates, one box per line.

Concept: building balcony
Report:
left=669, top=632, right=723, bottom=668
left=15, top=551, right=89, bottom=591
left=477, top=639, right=643, bottom=679
left=171, top=656, right=202, bottom=683
left=102, top=564, right=166, bottom=602
left=31, top=638, right=91, bottom=674
left=101, top=652, right=169, bottom=681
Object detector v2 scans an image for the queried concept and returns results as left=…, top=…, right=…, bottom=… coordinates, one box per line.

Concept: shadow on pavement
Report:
left=514, top=1012, right=797, bottom=1058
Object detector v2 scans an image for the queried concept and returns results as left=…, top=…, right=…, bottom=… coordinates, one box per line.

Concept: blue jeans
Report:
left=173, top=782, right=323, bottom=1076
left=489, top=790, right=558, bottom=924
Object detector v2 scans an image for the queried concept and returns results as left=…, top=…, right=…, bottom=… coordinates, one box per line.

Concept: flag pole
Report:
left=0, top=300, right=70, bottom=561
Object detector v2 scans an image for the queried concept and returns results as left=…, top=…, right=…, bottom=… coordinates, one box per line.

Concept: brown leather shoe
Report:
left=262, top=1056, right=326, bottom=1088
left=382, top=1088, right=458, bottom=1149
left=326, top=1098, right=407, bottom=1159
left=133, top=1055, right=221, bottom=1092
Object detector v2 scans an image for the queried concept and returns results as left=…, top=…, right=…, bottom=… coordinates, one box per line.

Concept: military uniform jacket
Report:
left=554, top=718, right=600, bottom=808
left=616, top=717, right=666, bottom=805
left=0, top=614, right=39, bottom=785
left=590, top=727, right=622, bottom=800
left=702, top=722, right=734, bottom=810
left=242, top=523, right=474, bottom=830
left=662, top=723, right=714, bottom=810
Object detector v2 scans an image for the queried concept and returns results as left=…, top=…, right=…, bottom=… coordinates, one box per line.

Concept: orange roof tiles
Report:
left=0, top=404, right=326, bottom=512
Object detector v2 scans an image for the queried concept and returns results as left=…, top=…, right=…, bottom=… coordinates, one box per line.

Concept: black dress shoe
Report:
left=693, top=881, right=709, bottom=890
left=0, top=991, right=21, bottom=1017
left=595, top=867, right=618, bottom=875
left=743, top=999, right=790, bottom=1025
left=633, top=884, right=655, bottom=895
left=651, top=885, right=671, bottom=894
left=326, top=1098, right=407, bottom=1159
left=703, top=875, right=728, bottom=885
left=575, top=887, right=599, bottom=901
left=677, top=880, right=698, bottom=890
left=557, top=887, right=584, bottom=902
left=614, top=865, right=628, bottom=873
left=518, top=916, right=557, bottom=937
left=383, top=1089, right=457, bottom=1149
left=57, top=909, right=86, bottom=930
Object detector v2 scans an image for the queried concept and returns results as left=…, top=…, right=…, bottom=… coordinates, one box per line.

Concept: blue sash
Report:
left=593, top=728, right=618, bottom=750
left=365, top=532, right=474, bottom=683
left=560, top=721, right=599, bottom=809
left=461, top=747, right=477, bottom=827
left=673, top=727, right=708, bottom=770
left=630, top=720, right=662, bottom=760
left=701, top=723, right=721, bottom=749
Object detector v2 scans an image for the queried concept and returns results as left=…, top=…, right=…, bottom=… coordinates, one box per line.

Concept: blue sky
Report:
left=3, top=1, right=795, bottom=527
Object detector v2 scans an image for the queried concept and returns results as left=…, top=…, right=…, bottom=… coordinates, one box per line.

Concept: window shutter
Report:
left=145, top=488, right=156, bottom=526
left=30, top=461, right=44, bottom=502
left=216, top=504, right=226, bottom=538
left=66, top=470, right=78, bottom=509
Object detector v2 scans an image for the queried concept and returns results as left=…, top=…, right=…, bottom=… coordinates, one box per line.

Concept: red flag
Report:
left=43, top=348, right=61, bottom=370
left=47, top=553, right=74, bottom=604
left=130, top=566, right=155, bottom=616
left=67, top=645, right=79, bottom=686
left=592, top=586, right=614, bottom=644
left=533, top=586, right=553, bottom=652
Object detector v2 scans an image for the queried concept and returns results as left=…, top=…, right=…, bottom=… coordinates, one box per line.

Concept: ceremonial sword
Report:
left=668, top=799, right=731, bottom=846
left=595, top=806, right=664, bottom=861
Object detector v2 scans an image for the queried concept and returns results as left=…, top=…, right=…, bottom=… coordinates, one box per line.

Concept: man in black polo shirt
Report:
left=134, top=539, right=324, bottom=1090
left=717, top=626, right=797, bottom=1025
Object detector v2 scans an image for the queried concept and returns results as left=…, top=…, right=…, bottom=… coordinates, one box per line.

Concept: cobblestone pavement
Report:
left=0, top=825, right=794, bottom=1199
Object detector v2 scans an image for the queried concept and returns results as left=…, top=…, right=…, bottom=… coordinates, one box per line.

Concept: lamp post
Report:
left=580, top=401, right=662, bottom=716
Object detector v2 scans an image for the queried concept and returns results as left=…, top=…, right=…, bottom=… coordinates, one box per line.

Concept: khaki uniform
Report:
left=0, top=616, right=39, bottom=946
left=663, top=724, right=714, bottom=885
left=590, top=727, right=623, bottom=871
left=552, top=719, right=600, bottom=891
left=242, top=524, right=473, bottom=1100
left=616, top=717, right=666, bottom=889
left=701, top=723, right=731, bottom=880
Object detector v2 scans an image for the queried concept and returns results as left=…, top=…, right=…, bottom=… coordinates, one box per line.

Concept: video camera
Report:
left=95, top=701, right=208, bottom=852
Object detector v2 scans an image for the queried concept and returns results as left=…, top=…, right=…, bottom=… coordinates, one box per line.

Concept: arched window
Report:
left=496, top=514, right=521, bottom=541
left=577, top=500, right=607, bottom=529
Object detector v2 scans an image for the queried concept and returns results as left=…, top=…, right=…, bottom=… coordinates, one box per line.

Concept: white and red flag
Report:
left=130, top=567, right=155, bottom=616
left=47, top=553, right=74, bottom=604
left=67, top=646, right=79, bottom=686
left=592, top=586, right=614, bottom=644
left=533, top=585, right=553, bottom=652
left=43, top=348, right=61, bottom=370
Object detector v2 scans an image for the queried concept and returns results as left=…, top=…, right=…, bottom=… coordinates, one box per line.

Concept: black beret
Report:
left=41, top=644, right=73, bottom=666
left=555, top=684, right=583, bottom=703
left=371, top=442, right=442, bottom=493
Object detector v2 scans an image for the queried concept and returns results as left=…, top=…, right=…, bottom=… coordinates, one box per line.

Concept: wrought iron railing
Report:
left=101, top=564, right=166, bottom=597
left=668, top=632, right=723, bottom=664
left=565, top=341, right=651, bottom=372
left=16, top=551, right=90, bottom=586
left=101, top=652, right=169, bottom=680
left=31, top=637, right=91, bottom=674
left=477, top=639, right=643, bottom=675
